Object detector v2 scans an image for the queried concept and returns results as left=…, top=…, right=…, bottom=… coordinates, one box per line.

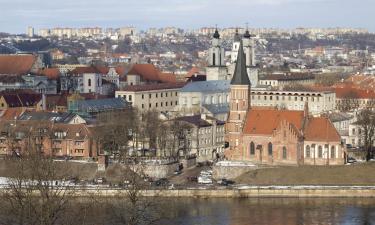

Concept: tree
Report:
left=356, top=109, right=375, bottom=161
left=94, top=109, right=139, bottom=161
left=0, top=141, right=78, bottom=225
left=99, top=164, right=161, bottom=225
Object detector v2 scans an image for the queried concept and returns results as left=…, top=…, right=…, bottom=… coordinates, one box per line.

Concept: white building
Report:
left=83, top=73, right=102, bottom=94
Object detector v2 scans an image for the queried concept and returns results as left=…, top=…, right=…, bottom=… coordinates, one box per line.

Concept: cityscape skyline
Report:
left=1, top=0, right=374, bottom=34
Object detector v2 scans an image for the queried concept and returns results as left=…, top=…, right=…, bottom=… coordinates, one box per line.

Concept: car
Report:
left=347, top=157, right=357, bottom=163
left=153, top=178, right=169, bottom=187
left=94, top=177, right=106, bottom=184
left=217, top=179, right=235, bottom=186
left=174, top=170, right=182, bottom=175
left=198, top=176, right=213, bottom=184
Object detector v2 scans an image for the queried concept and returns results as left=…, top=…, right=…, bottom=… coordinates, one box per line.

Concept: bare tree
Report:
left=94, top=109, right=139, bottom=161
left=356, top=109, right=375, bottom=161
left=0, top=142, right=77, bottom=225
left=98, top=164, right=161, bottom=225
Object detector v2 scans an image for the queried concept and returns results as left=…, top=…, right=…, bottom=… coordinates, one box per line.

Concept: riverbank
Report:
left=2, top=186, right=375, bottom=198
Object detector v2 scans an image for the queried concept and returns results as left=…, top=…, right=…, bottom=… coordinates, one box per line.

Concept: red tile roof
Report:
left=335, top=87, right=375, bottom=99
left=127, top=64, right=176, bottom=83
left=304, top=117, right=341, bottom=142
left=38, top=68, right=61, bottom=80
left=0, top=108, right=27, bottom=121
left=121, top=82, right=185, bottom=92
left=243, top=109, right=304, bottom=135
left=0, top=54, right=38, bottom=75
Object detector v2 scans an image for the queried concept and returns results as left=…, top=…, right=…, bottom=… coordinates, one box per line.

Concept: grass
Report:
left=235, top=162, right=375, bottom=186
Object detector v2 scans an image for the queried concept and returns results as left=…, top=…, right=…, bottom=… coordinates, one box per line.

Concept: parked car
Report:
left=347, top=157, right=357, bottom=164
left=174, top=170, right=182, bottom=175
left=94, top=177, right=106, bottom=185
left=217, top=179, right=235, bottom=186
left=198, top=176, right=213, bottom=184
left=153, top=178, right=169, bottom=187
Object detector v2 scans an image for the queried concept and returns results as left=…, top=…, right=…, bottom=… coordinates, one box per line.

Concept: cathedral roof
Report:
left=231, top=41, right=251, bottom=85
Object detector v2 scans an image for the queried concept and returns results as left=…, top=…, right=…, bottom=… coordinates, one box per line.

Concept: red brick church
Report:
left=225, top=41, right=345, bottom=165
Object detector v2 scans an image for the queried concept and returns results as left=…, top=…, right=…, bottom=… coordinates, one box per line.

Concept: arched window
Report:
left=211, top=96, right=214, bottom=104
left=330, top=146, right=336, bottom=158
left=88, top=78, right=92, bottom=87
left=250, top=142, right=255, bottom=155
left=318, top=146, right=323, bottom=158
left=218, top=95, right=222, bottom=104
left=282, top=147, right=287, bottom=159
left=213, top=53, right=216, bottom=66
left=268, top=142, right=273, bottom=156
left=306, top=145, right=311, bottom=158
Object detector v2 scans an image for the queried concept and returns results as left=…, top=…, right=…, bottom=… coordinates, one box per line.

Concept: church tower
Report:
left=226, top=40, right=251, bottom=152
left=206, top=28, right=228, bottom=81
left=230, top=28, right=241, bottom=64
left=243, top=28, right=258, bottom=87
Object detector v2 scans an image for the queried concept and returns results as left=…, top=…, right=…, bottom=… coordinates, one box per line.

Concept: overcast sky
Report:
left=0, top=0, right=374, bottom=34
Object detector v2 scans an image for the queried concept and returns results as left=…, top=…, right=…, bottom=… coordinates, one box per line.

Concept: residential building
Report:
left=176, top=114, right=225, bottom=162
left=0, top=92, right=42, bottom=110
left=125, top=64, right=176, bottom=86
left=0, top=120, right=98, bottom=159
left=115, top=83, right=184, bottom=112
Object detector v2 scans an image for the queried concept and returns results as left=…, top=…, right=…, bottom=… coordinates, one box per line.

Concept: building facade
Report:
left=115, top=83, right=184, bottom=112
left=224, top=41, right=345, bottom=166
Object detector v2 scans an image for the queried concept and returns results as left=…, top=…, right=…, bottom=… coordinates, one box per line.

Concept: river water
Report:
left=157, top=198, right=375, bottom=225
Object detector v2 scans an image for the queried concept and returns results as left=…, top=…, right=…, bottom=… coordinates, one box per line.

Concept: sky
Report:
left=0, top=0, right=374, bottom=34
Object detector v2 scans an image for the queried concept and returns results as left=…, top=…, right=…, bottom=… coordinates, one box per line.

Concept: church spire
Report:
left=231, top=41, right=251, bottom=85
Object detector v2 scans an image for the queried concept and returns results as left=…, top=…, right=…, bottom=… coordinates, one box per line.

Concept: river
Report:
left=157, top=198, right=375, bottom=225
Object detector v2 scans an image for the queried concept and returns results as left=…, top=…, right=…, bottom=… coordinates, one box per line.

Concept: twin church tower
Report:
left=206, top=28, right=258, bottom=87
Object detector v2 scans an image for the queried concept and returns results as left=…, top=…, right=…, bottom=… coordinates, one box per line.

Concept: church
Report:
left=224, top=41, right=346, bottom=166
left=206, top=28, right=258, bottom=86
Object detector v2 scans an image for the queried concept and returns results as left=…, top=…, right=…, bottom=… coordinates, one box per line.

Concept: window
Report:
left=129, top=95, right=132, bottom=101
left=142, top=94, right=144, bottom=99
left=149, top=94, right=152, bottom=98
left=156, top=103, right=158, bottom=108
left=175, top=92, right=177, bottom=96
left=175, top=101, right=178, bottom=105
left=142, top=104, right=144, bottom=109
left=156, top=93, right=158, bottom=98
left=166, top=102, right=168, bottom=106
left=282, top=147, right=287, bottom=159
left=161, top=102, right=163, bottom=107
left=330, top=146, right=335, bottom=158
left=88, top=79, right=91, bottom=87
left=318, top=146, right=323, bottom=158
left=306, top=145, right=311, bottom=158
left=250, top=142, right=255, bottom=155
left=149, top=103, right=151, bottom=108
left=161, top=93, right=163, bottom=97
left=268, top=142, right=273, bottom=156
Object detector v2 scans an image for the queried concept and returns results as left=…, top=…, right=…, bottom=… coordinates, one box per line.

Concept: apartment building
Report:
left=115, top=83, right=185, bottom=112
